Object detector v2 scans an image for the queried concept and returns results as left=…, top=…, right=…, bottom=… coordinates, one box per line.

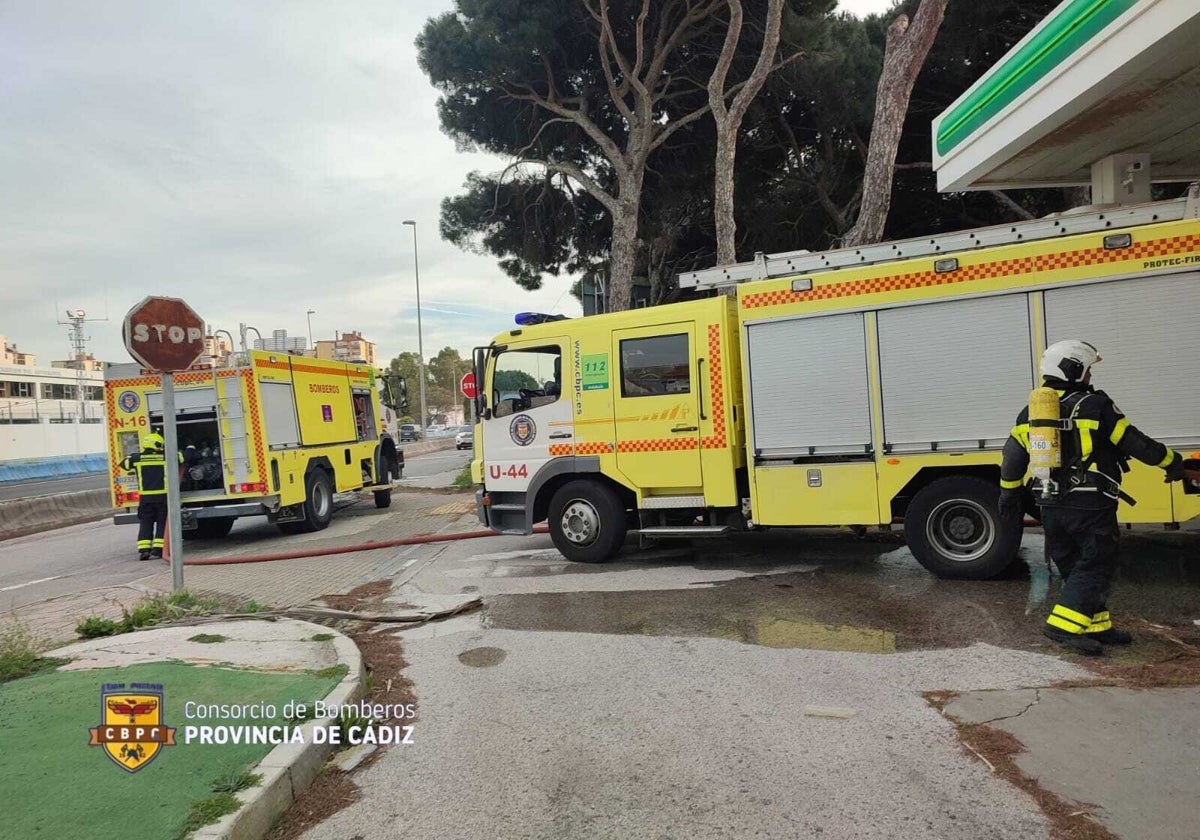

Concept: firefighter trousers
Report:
left=136, top=497, right=168, bottom=557
left=1042, top=505, right=1120, bottom=635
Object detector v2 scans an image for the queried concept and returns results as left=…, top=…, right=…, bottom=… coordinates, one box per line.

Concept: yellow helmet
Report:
left=142, top=433, right=165, bottom=451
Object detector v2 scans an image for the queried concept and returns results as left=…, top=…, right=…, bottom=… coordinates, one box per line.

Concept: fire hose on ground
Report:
left=175, top=524, right=550, bottom=566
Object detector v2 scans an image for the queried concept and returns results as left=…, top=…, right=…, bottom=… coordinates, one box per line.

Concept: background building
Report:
left=314, top=331, right=376, bottom=365
left=51, top=354, right=105, bottom=372
left=253, top=329, right=308, bottom=353
left=1, top=336, right=36, bottom=367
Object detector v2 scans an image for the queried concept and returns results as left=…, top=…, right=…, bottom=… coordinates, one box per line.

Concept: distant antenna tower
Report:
left=57, top=308, right=108, bottom=422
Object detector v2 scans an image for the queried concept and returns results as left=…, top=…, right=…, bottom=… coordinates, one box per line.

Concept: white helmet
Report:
left=1041, top=340, right=1100, bottom=382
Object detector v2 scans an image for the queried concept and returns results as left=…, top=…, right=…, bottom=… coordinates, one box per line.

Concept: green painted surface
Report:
left=0, top=662, right=338, bottom=839
left=937, top=0, right=1138, bottom=156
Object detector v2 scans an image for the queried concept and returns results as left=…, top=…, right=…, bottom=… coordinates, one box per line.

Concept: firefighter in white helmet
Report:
left=999, top=340, right=1187, bottom=655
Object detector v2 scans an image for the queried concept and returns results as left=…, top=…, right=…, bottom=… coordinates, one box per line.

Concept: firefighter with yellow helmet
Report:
left=120, top=432, right=180, bottom=561
left=1000, top=340, right=1189, bottom=655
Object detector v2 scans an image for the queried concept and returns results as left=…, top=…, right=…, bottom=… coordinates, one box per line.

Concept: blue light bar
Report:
left=515, top=312, right=569, bottom=326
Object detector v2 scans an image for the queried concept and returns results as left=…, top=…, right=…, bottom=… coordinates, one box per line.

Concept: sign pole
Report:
left=161, top=372, right=185, bottom=591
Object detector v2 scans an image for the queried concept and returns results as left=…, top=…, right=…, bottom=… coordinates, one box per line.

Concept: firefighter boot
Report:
left=138, top=552, right=151, bottom=562
left=1043, top=626, right=1104, bottom=656
left=1090, top=627, right=1133, bottom=645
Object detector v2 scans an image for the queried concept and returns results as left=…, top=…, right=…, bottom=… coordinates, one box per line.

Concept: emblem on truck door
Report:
left=509, top=414, right=537, bottom=446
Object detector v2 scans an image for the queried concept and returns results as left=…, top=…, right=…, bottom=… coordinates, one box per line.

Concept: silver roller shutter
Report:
left=147, top=387, right=216, bottom=413
left=878, top=294, right=1033, bottom=452
left=260, top=381, right=301, bottom=448
left=746, top=312, right=872, bottom=458
left=1045, top=272, right=1200, bottom=447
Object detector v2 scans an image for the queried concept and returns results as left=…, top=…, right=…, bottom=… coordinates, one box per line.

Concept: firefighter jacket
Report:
left=1000, top=377, right=1181, bottom=508
left=120, top=449, right=182, bottom=498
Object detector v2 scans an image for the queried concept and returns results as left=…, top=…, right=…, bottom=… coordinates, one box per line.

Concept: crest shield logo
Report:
left=509, top=414, right=537, bottom=446
left=89, top=683, right=176, bottom=772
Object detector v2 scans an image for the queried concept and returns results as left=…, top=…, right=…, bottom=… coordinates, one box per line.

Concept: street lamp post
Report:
left=306, top=310, right=316, bottom=349
left=402, top=219, right=428, bottom=431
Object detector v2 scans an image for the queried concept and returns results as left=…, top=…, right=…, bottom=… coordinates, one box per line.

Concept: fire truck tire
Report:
left=905, top=476, right=1020, bottom=580
left=182, top=517, right=235, bottom=540
left=280, top=469, right=335, bottom=534
left=548, top=479, right=627, bottom=563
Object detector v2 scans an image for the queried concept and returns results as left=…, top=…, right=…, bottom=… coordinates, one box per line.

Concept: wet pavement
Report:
left=294, top=517, right=1200, bottom=840
left=482, top=528, right=1200, bottom=659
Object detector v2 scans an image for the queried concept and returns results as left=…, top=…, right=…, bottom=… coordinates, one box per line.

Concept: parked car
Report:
left=399, top=424, right=421, bottom=442
left=455, top=426, right=474, bottom=450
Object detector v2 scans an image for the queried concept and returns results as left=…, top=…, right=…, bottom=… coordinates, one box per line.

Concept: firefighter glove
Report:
left=998, top=489, right=1023, bottom=523
left=1164, top=453, right=1186, bottom=483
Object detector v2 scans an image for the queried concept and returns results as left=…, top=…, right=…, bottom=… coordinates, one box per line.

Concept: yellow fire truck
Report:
left=472, top=190, right=1200, bottom=578
left=106, top=350, right=402, bottom=538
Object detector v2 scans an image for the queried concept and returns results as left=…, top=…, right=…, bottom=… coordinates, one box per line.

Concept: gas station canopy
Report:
left=933, top=0, right=1200, bottom=193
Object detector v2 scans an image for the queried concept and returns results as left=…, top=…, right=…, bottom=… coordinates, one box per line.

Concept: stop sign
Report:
left=123, top=296, right=206, bottom=371
left=460, top=371, right=478, bottom=399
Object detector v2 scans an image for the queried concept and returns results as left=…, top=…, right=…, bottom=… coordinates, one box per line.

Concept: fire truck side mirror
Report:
left=380, top=375, right=409, bottom=412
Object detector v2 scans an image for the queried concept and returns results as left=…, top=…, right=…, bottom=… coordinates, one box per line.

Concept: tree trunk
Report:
left=841, top=0, right=948, bottom=249
left=709, top=0, right=786, bottom=267
left=713, top=130, right=739, bottom=266
left=606, top=197, right=641, bottom=312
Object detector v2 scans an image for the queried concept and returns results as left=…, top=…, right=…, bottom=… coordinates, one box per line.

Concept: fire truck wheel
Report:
left=905, top=476, right=1020, bottom=580
left=298, top=469, right=335, bottom=532
left=182, top=517, right=235, bottom=540
left=548, top=479, right=627, bottom=563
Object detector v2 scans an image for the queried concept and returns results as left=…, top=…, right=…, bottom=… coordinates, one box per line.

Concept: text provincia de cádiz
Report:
left=181, top=699, right=415, bottom=746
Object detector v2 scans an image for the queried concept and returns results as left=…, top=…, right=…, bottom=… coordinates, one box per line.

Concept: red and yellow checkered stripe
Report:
left=240, top=369, right=268, bottom=486
left=701, top=323, right=726, bottom=450
left=742, top=231, right=1200, bottom=310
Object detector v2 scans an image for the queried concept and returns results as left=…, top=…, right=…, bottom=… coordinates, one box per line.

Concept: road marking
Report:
left=0, top=575, right=63, bottom=593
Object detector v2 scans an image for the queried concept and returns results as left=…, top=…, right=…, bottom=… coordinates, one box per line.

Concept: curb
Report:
left=191, top=622, right=366, bottom=840
left=0, top=488, right=114, bottom=542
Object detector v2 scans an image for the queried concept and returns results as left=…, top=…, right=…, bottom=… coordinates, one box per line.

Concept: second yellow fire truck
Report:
left=106, top=350, right=403, bottom=539
left=471, top=191, right=1200, bottom=578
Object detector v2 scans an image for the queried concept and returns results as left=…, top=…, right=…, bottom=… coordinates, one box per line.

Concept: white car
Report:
left=455, top=426, right=473, bottom=450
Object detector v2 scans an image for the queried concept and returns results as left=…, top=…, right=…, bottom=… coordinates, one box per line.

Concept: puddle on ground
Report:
left=482, top=529, right=1200, bottom=656
left=458, top=646, right=507, bottom=667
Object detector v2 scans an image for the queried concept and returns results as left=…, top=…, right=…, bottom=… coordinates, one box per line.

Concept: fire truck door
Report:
left=481, top=341, right=570, bottom=492
left=612, top=324, right=703, bottom=492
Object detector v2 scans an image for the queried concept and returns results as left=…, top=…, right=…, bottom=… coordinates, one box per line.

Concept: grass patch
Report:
left=178, top=793, right=241, bottom=839
left=239, top=600, right=262, bottom=614
left=75, top=616, right=120, bottom=639
left=188, top=634, right=228, bottom=644
left=210, top=767, right=262, bottom=795
left=0, top=661, right=343, bottom=839
left=310, top=633, right=336, bottom=642
left=314, top=664, right=349, bottom=680
left=74, top=590, right=220, bottom=640
left=451, top=464, right=473, bottom=489
left=0, top=617, right=65, bottom=683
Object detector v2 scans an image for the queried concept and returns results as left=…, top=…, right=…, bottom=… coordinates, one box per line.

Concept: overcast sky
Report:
left=0, top=0, right=894, bottom=367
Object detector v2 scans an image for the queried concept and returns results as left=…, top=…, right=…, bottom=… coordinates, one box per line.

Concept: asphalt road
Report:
left=0, top=448, right=472, bottom=613
left=0, top=472, right=108, bottom=501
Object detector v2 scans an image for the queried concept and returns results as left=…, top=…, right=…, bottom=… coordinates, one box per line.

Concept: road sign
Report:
left=121, top=296, right=206, bottom=593
left=460, top=371, right=477, bottom=399
left=122, top=296, right=206, bottom=372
